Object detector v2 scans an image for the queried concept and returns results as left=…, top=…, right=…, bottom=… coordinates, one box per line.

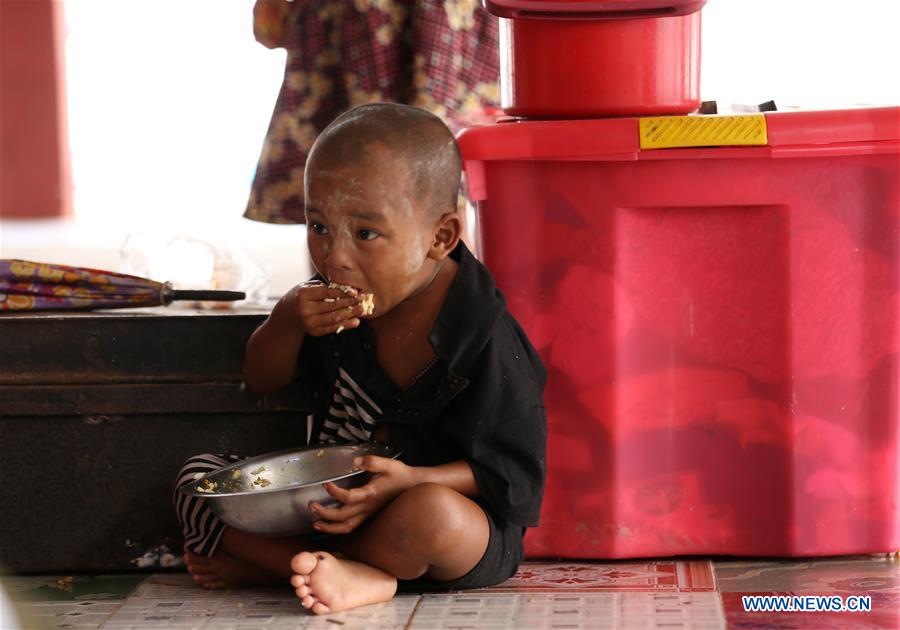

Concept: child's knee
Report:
left=391, top=483, right=469, bottom=546
left=399, top=482, right=459, bottom=508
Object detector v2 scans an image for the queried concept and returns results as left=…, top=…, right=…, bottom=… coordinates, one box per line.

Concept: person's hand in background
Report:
left=253, top=0, right=292, bottom=49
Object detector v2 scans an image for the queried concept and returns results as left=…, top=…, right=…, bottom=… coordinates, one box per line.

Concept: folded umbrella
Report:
left=0, top=259, right=245, bottom=311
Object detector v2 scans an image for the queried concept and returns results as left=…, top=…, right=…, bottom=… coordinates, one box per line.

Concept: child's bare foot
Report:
left=184, top=548, right=281, bottom=589
left=289, top=551, right=397, bottom=614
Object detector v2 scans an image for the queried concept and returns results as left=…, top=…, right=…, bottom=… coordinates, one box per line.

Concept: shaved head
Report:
left=306, top=103, right=462, bottom=221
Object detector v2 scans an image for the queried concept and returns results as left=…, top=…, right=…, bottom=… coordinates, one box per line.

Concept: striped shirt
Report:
left=317, top=367, right=383, bottom=443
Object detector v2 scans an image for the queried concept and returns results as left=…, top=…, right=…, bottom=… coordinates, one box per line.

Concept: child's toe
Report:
left=185, top=553, right=211, bottom=571
left=291, top=575, right=309, bottom=588
left=311, top=601, right=331, bottom=615
left=301, top=594, right=316, bottom=609
left=290, top=551, right=319, bottom=576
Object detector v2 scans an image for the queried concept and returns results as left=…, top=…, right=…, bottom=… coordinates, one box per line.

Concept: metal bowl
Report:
left=179, top=443, right=400, bottom=536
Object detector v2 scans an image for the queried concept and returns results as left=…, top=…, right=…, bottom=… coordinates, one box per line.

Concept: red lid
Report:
left=457, top=107, right=900, bottom=161
left=458, top=108, right=900, bottom=202
left=483, top=0, right=706, bottom=20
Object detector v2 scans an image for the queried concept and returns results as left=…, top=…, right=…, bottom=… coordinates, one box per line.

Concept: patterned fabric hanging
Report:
left=244, top=0, right=500, bottom=224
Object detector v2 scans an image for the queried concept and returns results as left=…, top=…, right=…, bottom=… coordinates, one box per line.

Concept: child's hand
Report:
left=273, top=281, right=366, bottom=337
left=253, top=0, right=291, bottom=49
left=308, top=456, right=418, bottom=535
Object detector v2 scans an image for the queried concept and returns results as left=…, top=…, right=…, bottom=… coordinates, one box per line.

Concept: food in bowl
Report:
left=178, top=442, right=400, bottom=535
left=196, top=479, right=218, bottom=493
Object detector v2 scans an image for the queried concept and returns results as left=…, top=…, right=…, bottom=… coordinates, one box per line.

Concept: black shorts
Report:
left=397, top=500, right=525, bottom=593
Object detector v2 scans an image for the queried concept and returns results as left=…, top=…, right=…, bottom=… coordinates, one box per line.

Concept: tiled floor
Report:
left=3, top=557, right=897, bottom=629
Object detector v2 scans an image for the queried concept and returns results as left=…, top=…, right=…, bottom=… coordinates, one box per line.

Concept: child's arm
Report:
left=308, top=457, right=478, bottom=535
left=243, top=282, right=366, bottom=395
left=406, top=460, right=479, bottom=497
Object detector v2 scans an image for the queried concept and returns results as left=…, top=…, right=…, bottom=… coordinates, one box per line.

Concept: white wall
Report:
left=2, top=0, right=310, bottom=296
left=701, top=0, right=900, bottom=108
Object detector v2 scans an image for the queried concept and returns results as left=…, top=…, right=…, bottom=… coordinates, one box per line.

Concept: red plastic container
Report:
left=484, top=0, right=705, bottom=118
left=458, top=107, right=900, bottom=558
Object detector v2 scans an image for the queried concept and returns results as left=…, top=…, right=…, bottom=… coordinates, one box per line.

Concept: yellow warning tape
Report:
left=639, top=114, right=768, bottom=149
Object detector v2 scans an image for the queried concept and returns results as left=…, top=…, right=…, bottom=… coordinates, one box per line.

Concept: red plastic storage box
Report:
left=484, top=0, right=705, bottom=118
left=458, top=107, right=900, bottom=558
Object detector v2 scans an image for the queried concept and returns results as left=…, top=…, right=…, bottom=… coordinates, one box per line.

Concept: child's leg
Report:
left=218, top=527, right=321, bottom=578
left=289, top=483, right=491, bottom=614
left=183, top=544, right=281, bottom=589
left=184, top=528, right=322, bottom=589
left=337, top=483, right=490, bottom=581
left=174, top=453, right=320, bottom=589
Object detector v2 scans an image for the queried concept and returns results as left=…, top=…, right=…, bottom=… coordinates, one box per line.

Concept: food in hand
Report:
left=327, top=282, right=358, bottom=297
left=360, top=292, right=375, bottom=316
left=327, top=283, right=375, bottom=334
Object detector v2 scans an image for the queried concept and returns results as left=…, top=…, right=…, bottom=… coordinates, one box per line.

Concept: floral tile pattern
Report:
left=4, top=557, right=895, bottom=629
left=473, top=560, right=716, bottom=593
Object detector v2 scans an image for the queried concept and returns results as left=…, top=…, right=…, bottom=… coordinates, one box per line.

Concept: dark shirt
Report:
left=295, top=241, right=547, bottom=527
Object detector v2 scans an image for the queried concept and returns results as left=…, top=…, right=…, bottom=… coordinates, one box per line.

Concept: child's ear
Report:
left=428, top=212, right=462, bottom=260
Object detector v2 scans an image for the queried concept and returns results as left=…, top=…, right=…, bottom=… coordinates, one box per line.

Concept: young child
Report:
left=174, top=103, right=547, bottom=614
